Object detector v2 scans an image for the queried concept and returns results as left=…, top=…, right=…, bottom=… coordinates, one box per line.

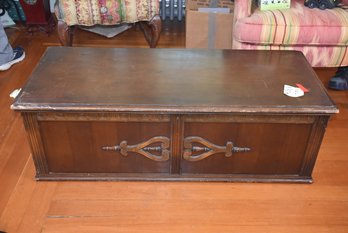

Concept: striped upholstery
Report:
left=233, top=0, right=348, bottom=67
left=55, top=0, right=159, bottom=26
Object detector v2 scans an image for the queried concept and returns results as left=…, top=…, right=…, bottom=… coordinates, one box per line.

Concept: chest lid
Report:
left=12, top=47, right=338, bottom=114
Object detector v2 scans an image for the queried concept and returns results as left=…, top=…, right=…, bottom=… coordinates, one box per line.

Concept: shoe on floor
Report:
left=0, top=47, right=25, bottom=71
left=328, top=66, right=348, bottom=90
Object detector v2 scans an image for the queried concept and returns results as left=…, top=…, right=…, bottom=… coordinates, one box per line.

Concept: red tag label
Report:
left=296, top=83, right=309, bottom=93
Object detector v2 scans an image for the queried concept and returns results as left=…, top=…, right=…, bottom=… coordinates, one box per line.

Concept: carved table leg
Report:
left=140, top=14, right=162, bottom=48
left=57, top=21, right=74, bottom=46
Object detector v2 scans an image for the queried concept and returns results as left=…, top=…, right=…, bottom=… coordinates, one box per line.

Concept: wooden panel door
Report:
left=34, top=113, right=172, bottom=175
left=181, top=115, right=314, bottom=175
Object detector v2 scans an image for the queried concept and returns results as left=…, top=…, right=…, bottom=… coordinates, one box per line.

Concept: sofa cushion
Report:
left=232, top=40, right=348, bottom=67
left=234, top=0, right=348, bottom=46
left=56, top=0, right=159, bottom=26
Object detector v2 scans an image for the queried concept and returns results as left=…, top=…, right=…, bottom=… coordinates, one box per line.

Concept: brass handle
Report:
left=183, top=136, right=251, bottom=162
left=102, top=136, right=170, bottom=162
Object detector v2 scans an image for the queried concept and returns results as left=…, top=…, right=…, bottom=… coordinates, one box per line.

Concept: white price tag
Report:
left=9, top=88, right=21, bottom=99
left=283, top=85, right=304, bottom=98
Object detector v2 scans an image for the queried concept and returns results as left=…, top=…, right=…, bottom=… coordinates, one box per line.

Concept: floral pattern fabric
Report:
left=56, top=0, right=159, bottom=26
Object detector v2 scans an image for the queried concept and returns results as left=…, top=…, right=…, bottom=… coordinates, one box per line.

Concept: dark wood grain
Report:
left=12, top=48, right=338, bottom=114
left=22, top=112, right=49, bottom=175
left=170, top=115, right=183, bottom=174
left=181, top=120, right=313, bottom=175
left=38, top=118, right=171, bottom=174
left=300, top=116, right=330, bottom=177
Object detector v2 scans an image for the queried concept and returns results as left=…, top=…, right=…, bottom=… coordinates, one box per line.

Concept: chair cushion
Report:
left=234, top=0, right=348, bottom=46
left=56, top=0, right=159, bottom=26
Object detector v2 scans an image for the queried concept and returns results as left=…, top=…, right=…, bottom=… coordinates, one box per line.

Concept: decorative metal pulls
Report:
left=183, top=136, right=251, bottom=162
left=102, top=136, right=170, bottom=162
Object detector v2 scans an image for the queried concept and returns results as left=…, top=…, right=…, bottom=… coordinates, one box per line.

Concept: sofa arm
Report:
left=233, top=0, right=254, bottom=23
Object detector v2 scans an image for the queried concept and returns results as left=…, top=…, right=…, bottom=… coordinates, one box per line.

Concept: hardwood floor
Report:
left=0, top=21, right=347, bottom=233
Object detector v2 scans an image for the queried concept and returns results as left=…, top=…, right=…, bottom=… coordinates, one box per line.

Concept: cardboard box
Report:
left=185, top=0, right=234, bottom=49
left=187, top=0, right=234, bottom=10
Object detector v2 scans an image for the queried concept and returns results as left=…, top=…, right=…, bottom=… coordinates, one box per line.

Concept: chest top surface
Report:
left=12, top=47, right=338, bottom=114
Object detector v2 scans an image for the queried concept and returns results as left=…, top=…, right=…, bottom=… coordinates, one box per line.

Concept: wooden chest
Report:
left=12, top=47, right=338, bottom=182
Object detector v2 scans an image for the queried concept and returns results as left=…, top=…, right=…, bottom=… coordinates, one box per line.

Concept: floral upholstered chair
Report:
left=233, top=0, right=348, bottom=68
left=55, top=0, right=161, bottom=47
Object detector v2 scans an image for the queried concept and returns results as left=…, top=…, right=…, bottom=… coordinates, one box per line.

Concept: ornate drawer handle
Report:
left=101, top=136, right=170, bottom=162
left=183, top=136, right=251, bottom=162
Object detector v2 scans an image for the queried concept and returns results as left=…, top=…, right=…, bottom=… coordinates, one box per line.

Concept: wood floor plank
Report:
left=312, top=161, right=348, bottom=186
left=0, top=39, right=46, bottom=143
left=14, top=182, right=57, bottom=233
left=317, top=133, right=348, bottom=161
left=46, top=199, right=348, bottom=224
left=42, top=217, right=347, bottom=233
left=0, top=116, right=31, bottom=216
left=51, top=182, right=348, bottom=202
left=0, top=32, right=53, bottom=232
left=0, top=37, right=47, bottom=210
left=41, top=223, right=348, bottom=233
left=0, top=156, right=35, bottom=232
left=0, top=115, right=28, bottom=174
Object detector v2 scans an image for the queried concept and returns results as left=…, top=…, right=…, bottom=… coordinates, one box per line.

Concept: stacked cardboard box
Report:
left=186, top=0, right=234, bottom=49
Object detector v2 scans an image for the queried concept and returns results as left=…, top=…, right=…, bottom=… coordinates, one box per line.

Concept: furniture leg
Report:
left=57, top=20, right=74, bottom=46
left=140, top=14, right=162, bottom=48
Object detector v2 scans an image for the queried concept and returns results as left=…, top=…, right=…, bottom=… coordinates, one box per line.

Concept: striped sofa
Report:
left=55, top=0, right=161, bottom=47
left=233, top=0, right=348, bottom=67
